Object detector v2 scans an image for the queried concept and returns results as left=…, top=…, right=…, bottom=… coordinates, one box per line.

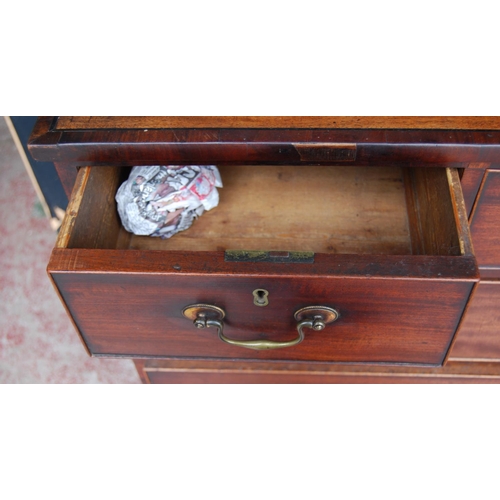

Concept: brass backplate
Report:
left=293, top=143, right=357, bottom=162
left=225, top=250, right=314, bottom=263
left=182, top=304, right=225, bottom=321
left=294, top=306, right=339, bottom=324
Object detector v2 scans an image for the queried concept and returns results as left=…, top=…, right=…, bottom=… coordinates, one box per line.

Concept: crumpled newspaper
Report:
left=116, top=165, right=223, bottom=238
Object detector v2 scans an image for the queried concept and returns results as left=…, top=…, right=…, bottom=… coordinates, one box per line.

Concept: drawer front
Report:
left=51, top=270, right=473, bottom=365
left=470, top=169, right=500, bottom=272
left=48, top=163, right=478, bottom=366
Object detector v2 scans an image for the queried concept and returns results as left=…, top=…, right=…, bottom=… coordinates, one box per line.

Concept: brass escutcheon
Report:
left=252, top=289, right=269, bottom=307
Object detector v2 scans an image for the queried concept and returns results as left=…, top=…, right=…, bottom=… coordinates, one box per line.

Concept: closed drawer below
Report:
left=137, top=360, right=500, bottom=384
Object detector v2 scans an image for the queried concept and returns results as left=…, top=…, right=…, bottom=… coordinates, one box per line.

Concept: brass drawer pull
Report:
left=182, top=304, right=339, bottom=351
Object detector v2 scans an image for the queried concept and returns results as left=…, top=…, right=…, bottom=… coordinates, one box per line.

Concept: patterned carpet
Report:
left=0, top=118, right=139, bottom=383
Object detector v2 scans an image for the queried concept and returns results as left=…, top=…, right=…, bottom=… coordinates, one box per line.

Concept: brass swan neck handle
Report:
left=182, top=304, right=339, bottom=351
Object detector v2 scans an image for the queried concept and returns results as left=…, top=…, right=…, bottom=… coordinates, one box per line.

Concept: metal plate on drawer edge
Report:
left=225, top=250, right=315, bottom=264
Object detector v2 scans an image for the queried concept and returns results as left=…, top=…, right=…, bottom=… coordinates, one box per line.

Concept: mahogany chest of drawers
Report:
left=29, top=117, right=500, bottom=383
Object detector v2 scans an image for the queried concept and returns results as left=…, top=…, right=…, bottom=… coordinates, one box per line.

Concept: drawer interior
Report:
left=59, top=165, right=468, bottom=257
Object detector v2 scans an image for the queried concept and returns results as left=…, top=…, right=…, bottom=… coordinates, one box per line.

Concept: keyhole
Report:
left=253, top=289, right=269, bottom=307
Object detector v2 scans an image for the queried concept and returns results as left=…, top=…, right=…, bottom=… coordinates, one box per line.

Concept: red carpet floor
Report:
left=0, top=119, right=139, bottom=383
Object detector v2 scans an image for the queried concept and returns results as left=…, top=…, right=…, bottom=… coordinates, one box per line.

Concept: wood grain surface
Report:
left=470, top=169, right=500, bottom=271
left=50, top=270, right=473, bottom=365
left=138, top=359, right=500, bottom=384
left=460, top=165, right=489, bottom=217
left=59, top=166, right=123, bottom=250
left=448, top=280, right=500, bottom=361
left=404, top=168, right=464, bottom=256
left=28, top=117, right=500, bottom=167
left=35, top=116, right=500, bottom=382
left=47, top=161, right=478, bottom=364
left=124, top=165, right=413, bottom=255
left=58, top=165, right=471, bottom=258
left=49, top=248, right=479, bottom=280
left=54, top=162, right=79, bottom=199
left=55, top=116, right=500, bottom=130
left=133, top=360, right=150, bottom=384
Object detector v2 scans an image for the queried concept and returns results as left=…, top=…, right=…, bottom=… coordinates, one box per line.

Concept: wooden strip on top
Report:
left=55, top=116, right=500, bottom=130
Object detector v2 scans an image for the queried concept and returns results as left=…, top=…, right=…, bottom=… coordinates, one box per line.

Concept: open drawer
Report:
left=48, top=164, right=478, bottom=365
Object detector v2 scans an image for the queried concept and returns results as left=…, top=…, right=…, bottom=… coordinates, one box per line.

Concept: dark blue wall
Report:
left=10, top=116, right=68, bottom=217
